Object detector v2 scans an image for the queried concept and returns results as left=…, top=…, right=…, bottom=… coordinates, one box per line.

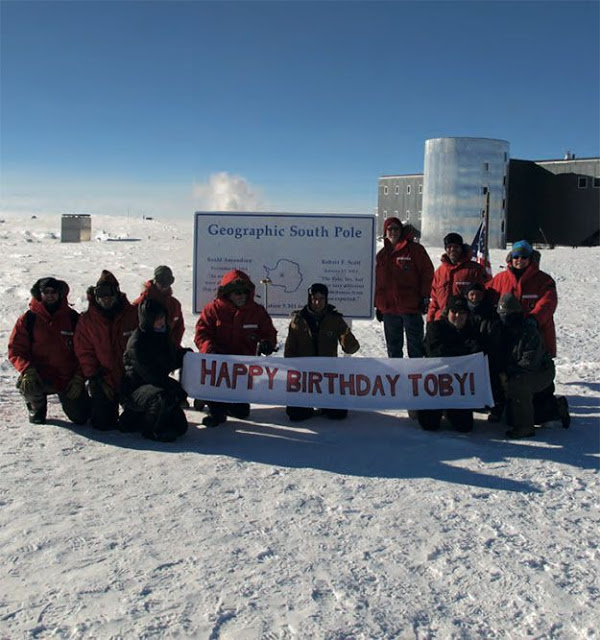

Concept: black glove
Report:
left=375, top=309, right=383, bottom=323
left=18, top=367, right=44, bottom=396
left=257, top=340, right=274, bottom=356
left=420, top=297, right=430, bottom=315
left=89, top=372, right=115, bottom=402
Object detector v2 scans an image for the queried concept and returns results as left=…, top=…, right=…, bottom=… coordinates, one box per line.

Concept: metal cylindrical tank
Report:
left=421, top=138, right=509, bottom=249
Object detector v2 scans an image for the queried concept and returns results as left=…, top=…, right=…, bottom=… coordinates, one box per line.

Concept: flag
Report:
left=471, top=220, right=492, bottom=276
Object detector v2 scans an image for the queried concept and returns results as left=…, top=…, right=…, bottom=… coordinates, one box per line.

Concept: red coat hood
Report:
left=217, top=270, right=256, bottom=302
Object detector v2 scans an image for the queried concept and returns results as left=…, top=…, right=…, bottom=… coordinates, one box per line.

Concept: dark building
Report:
left=507, top=157, right=600, bottom=246
left=378, top=149, right=599, bottom=246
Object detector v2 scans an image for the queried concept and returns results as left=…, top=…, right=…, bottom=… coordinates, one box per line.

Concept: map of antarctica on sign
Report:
left=193, top=212, right=376, bottom=318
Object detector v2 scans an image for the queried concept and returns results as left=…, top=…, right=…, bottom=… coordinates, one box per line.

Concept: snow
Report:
left=0, top=214, right=598, bottom=639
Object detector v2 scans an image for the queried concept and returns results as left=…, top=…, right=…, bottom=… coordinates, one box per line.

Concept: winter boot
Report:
left=27, top=401, right=47, bottom=425
left=202, top=412, right=227, bottom=428
left=505, top=426, right=535, bottom=439
left=557, top=396, right=571, bottom=429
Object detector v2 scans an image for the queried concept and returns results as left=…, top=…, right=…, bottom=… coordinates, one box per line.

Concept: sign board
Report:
left=193, top=212, right=375, bottom=318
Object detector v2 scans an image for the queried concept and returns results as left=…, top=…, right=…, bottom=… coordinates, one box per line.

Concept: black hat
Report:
left=138, top=298, right=168, bottom=332
left=446, top=295, right=469, bottom=313
left=497, top=293, right=523, bottom=316
left=444, top=232, right=464, bottom=247
left=465, top=282, right=485, bottom=295
left=94, top=270, right=120, bottom=298
left=154, top=265, right=174, bottom=286
left=37, top=277, right=60, bottom=292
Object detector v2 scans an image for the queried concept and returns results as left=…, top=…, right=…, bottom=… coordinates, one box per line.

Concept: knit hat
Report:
left=383, top=217, right=403, bottom=234
left=154, top=265, right=175, bottom=286
left=510, top=240, right=533, bottom=259
left=37, top=277, right=60, bottom=292
left=497, top=293, right=523, bottom=316
left=95, top=270, right=120, bottom=298
left=446, top=295, right=469, bottom=313
left=465, top=282, right=485, bottom=295
left=444, top=232, right=464, bottom=247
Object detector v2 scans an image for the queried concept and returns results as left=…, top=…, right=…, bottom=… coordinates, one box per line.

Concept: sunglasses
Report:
left=42, top=288, right=58, bottom=295
left=387, top=225, right=401, bottom=231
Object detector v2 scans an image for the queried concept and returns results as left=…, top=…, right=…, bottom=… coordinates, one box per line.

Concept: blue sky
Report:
left=1, top=0, right=598, bottom=219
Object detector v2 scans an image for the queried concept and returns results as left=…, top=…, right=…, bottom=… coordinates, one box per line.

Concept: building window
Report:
left=407, top=185, right=411, bottom=195
left=593, top=177, right=600, bottom=188
left=394, top=186, right=399, bottom=195
left=483, top=162, right=489, bottom=171
left=418, top=184, right=423, bottom=194
left=504, top=152, right=508, bottom=161
left=482, top=186, right=488, bottom=195
left=394, top=210, right=399, bottom=216
left=383, top=186, right=388, bottom=195
left=578, top=177, right=588, bottom=189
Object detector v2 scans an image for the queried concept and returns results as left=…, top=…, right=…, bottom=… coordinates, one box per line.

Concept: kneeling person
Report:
left=284, top=283, right=360, bottom=421
left=121, top=299, right=189, bottom=442
left=8, top=277, right=90, bottom=425
left=418, top=295, right=482, bottom=433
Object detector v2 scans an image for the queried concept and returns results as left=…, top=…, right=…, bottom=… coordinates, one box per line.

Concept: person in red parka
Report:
left=8, top=277, right=90, bottom=425
left=427, top=232, right=491, bottom=323
left=374, top=218, right=434, bottom=358
left=194, top=269, right=277, bottom=427
left=133, top=265, right=185, bottom=347
left=487, top=240, right=557, bottom=357
left=74, top=270, right=138, bottom=431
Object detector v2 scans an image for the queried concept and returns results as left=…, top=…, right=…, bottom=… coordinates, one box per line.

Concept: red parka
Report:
left=74, top=289, right=138, bottom=391
left=133, top=280, right=185, bottom=346
left=375, top=223, right=434, bottom=315
left=427, top=246, right=491, bottom=322
left=8, top=280, right=80, bottom=392
left=194, top=270, right=277, bottom=355
left=487, top=251, right=557, bottom=357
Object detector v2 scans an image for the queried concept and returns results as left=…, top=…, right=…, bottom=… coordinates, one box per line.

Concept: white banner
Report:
left=181, top=352, right=494, bottom=411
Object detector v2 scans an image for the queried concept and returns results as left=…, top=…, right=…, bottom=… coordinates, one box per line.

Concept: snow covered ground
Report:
left=0, top=214, right=598, bottom=639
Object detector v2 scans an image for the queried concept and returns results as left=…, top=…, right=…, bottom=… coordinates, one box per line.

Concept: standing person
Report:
left=74, top=270, right=138, bottom=431
left=487, top=240, right=557, bottom=357
left=496, top=293, right=569, bottom=438
left=8, top=277, right=90, bottom=425
left=194, top=269, right=277, bottom=427
left=374, top=217, right=434, bottom=358
left=418, top=295, right=482, bottom=433
left=284, top=283, right=360, bottom=421
left=121, top=299, right=189, bottom=442
left=427, top=232, right=490, bottom=323
left=133, top=265, right=185, bottom=347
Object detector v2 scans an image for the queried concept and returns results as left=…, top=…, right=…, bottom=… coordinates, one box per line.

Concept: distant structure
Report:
left=61, top=214, right=92, bottom=243
left=377, top=137, right=599, bottom=247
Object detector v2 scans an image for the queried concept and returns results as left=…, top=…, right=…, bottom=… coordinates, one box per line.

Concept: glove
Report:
left=420, top=297, right=430, bottom=315
left=257, top=340, right=274, bottom=356
left=375, top=309, right=383, bottom=323
left=89, top=373, right=115, bottom=402
left=18, top=367, right=44, bottom=396
left=65, top=374, right=85, bottom=400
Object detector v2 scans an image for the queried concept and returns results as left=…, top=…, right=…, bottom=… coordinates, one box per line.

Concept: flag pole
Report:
left=484, top=187, right=490, bottom=258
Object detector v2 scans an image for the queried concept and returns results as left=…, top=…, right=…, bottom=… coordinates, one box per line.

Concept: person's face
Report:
left=467, top=289, right=484, bottom=305
left=41, top=287, right=59, bottom=304
left=155, top=281, right=170, bottom=292
left=97, top=293, right=117, bottom=310
left=153, top=314, right=167, bottom=331
left=229, top=289, right=248, bottom=308
left=448, top=308, right=468, bottom=329
left=445, top=243, right=463, bottom=263
left=386, top=223, right=402, bottom=244
left=511, top=255, right=531, bottom=271
left=309, top=292, right=327, bottom=313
